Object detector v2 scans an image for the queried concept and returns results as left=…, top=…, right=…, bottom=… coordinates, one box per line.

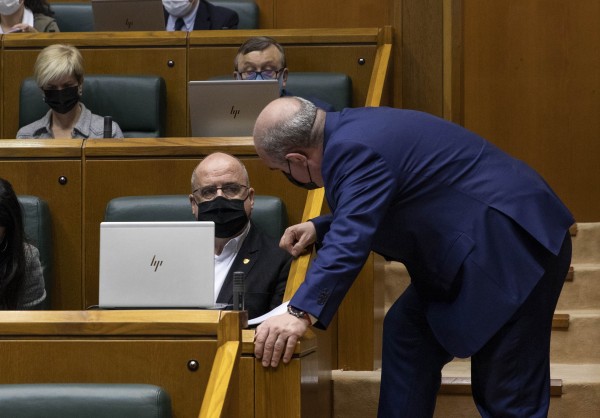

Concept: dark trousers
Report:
left=378, top=233, right=572, bottom=418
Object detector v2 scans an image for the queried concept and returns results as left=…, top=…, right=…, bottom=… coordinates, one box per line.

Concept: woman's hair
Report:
left=0, top=178, right=26, bottom=309
left=34, top=44, right=84, bottom=88
left=24, top=0, right=54, bottom=16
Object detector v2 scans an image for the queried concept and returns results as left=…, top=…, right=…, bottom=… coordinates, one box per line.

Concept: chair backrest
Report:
left=285, top=72, right=353, bottom=111
left=19, top=75, right=167, bottom=138
left=51, top=3, right=95, bottom=32
left=104, top=194, right=287, bottom=239
left=18, top=195, right=52, bottom=309
left=0, top=384, right=172, bottom=418
left=210, top=72, right=352, bottom=111
left=211, top=0, right=259, bottom=29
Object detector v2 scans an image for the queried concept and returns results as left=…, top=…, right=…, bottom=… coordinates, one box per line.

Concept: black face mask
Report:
left=283, top=160, right=320, bottom=190
left=43, top=85, right=80, bottom=114
left=197, top=196, right=249, bottom=238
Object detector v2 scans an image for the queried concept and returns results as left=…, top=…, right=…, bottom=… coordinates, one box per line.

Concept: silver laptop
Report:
left=92, top=0, right=165, bottom=31
left=188, top=79, right=280, bottom=137
left=99, top=221, right=215, bottom=308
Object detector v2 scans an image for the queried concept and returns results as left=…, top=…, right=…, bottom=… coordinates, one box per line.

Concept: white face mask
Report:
left=162, top=0, right=196, bottom=18
left=0, top=0, right=22, bottom=15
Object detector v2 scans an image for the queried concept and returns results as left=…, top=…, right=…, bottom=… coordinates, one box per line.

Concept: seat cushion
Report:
left=104, top=194, right=287, bottom=239
left=51, top=3, right=94, bottom=32
left=18, top=195, right=52, bottom=309
left=0, top=384, right=172, bottom=418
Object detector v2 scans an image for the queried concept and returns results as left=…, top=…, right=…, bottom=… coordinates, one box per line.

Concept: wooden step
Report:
left=439, top=377, right=563, bottom=396
left=552, top=313, right=570, bottom=329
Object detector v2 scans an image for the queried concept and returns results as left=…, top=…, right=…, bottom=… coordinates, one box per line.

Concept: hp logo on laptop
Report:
left=150, top=255, right=163, bottom=272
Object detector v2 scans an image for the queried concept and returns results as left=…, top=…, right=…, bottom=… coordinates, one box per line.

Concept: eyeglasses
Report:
left=236, top=68, right=284, bottom=81
left=193, top=183, right=249, bottom=201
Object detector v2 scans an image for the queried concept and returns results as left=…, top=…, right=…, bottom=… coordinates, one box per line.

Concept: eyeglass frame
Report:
left=192, top=182, right=250, bottom=201
left=234, top=68, right=285, bottom=81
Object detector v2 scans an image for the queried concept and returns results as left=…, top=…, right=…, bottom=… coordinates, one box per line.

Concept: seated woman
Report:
left=17, top=44, right=124, bottom=139
left=0, top=0, right=59, bottom=33
left=0, top=178, right=46, bottom=310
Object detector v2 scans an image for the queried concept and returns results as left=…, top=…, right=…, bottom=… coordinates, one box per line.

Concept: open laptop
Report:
left=92, top=0, right=166, bottom=31
left=99, top=221, right=216, bottom=308
left=188, top=79, right=280, bottom=137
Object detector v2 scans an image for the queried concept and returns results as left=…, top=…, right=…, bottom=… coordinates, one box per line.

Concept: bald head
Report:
left=191, top=152, right=249, bottom=191
left=253, top=97, right=322, bottom=164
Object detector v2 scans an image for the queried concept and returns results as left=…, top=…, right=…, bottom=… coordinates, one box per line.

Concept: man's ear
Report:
left=189, top=194, right=198, bottom=219
left=281, top=68, right=289, bottom=87
left=285, top=152, right=308, bottom=165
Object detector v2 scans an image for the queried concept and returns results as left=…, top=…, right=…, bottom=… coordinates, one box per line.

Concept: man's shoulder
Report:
left=16, top=112, right=52, bottom=139
left=195, top=0, right=239, bottom=29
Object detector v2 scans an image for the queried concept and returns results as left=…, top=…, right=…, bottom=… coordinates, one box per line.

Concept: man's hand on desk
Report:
left=280, top=221, right=317, bottom=257
left=254, top=313, right=310, bottom=367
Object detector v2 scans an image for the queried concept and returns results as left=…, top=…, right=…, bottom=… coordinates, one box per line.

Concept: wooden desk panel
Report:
left=0, top=140, right=83, bottom=309
left=83, top=138, right=307, bottom=308
left=0, top=310, right=223, bottom=418
left=1, top=32, right=187, bottom=138
left=0, top=310, right=321, bottom=418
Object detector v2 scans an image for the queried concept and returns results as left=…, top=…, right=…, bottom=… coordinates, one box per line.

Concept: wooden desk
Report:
left=0, top=310, right=323, bottom=418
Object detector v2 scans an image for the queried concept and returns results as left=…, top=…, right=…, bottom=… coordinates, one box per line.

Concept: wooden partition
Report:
left=0, top=310, right=322, bottom=418
left=0, top=140, right=83, bottom=309
left=0, top=32, right=188, bottom=138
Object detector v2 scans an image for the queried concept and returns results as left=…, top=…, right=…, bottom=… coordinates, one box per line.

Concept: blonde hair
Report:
left=34, top=44, right=84, bottom=88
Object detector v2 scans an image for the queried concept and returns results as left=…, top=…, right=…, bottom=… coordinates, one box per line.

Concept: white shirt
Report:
left=0, top=7, right=34, bottom=33
left=213, top=222, right=251, bottom=302
left=165, top=1, right=200, bottom=31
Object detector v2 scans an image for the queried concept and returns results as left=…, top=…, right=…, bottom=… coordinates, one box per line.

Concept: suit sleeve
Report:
left=290, top=139, right=398, bottom=328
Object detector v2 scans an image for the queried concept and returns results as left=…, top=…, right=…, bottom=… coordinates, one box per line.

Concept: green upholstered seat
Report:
left=211, top=0, right=259, bottom=29
left=210, top=72, right=353, bottom=111
left=104, top=194, right=287, bottom=240
left=285, top=72, right=353, bottom=111
left=19, top=75, right=167, bottom=138
left=51, top=3, right=94, bottom=32
left=18, top=195, right=52, bottom=309
left=0, top=384, right=172, bottom=418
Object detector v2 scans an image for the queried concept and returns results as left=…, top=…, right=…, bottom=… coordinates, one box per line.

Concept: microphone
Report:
left=232, top=271, right=245, bottom=311
left=103, top=116, right=112, bottom=138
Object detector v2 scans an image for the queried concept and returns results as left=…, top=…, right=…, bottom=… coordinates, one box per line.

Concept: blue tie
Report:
left=174, top=18, right=185, bottom=31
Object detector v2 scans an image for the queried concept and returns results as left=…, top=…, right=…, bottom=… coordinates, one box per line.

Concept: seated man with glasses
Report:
left=233, top=36, right=335, bottom=111
left=189, top=152, right=291, bottom=319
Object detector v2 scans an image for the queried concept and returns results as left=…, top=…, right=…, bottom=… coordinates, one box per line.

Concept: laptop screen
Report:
left=92, top=0, right=166, bottom=31
left=99, top=221, right=215, bottom=308
left=188, top=79, right=280, bottom=137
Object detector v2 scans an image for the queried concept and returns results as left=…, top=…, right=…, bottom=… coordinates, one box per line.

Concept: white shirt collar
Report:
left=165, top=0, right=200, bottom=31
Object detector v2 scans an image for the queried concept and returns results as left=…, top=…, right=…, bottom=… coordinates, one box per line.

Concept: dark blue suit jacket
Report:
left=216, top=222, right=291, bottom=320
left=291, top=107, right=574, bottom=357
left=164, top=0, right=238, bottom=30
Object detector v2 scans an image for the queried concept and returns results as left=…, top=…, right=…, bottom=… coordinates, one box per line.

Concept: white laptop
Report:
left=99, top=221, right=216, bottom=308
left=188, top=79, right=280, bottom=137
left=92, top=0, right=166, bottom=31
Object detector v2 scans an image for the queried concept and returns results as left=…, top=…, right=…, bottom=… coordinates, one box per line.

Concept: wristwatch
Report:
left=287, top=305, right=312, bottom=324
